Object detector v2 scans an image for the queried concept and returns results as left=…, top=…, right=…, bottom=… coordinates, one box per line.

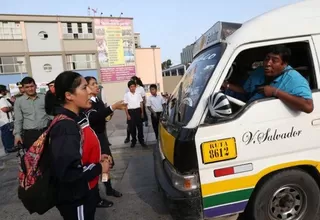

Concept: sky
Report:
left=2, top=0, right=302, bottom=64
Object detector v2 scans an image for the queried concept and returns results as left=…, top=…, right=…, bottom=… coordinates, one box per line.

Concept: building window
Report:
left=43, top=64, right=52, bottom=72
left=0, top=21, right=22, bottom=40
left=38, top=31, right=48, bottom=40
left=0, top=56, right=26, bottom=74
left=62, top=22, right=94, bottom=39
left=66, top=54, right=96, bottom=70
left=178, top=68, right=185, bottom=76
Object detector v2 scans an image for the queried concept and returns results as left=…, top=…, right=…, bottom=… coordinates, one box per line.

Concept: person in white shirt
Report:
left=124, top=80, right=147, bottom=148
left=124, top=76, right=147, bottom=143
left=0, top=85, right=15, bottom=154
left=146, top=84, right=166, bottom=140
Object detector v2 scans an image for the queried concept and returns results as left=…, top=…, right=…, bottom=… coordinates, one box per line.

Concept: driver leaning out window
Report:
left=222, top=45, right=313, bottom=113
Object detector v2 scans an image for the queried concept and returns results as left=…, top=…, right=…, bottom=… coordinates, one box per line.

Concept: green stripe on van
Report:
left=203, top=188, right=254, bottom=208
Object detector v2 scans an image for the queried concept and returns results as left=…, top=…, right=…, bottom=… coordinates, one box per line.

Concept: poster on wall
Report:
left=95, top=18, right=136, bottom=82
left=8, top=82, right=49, bottom=96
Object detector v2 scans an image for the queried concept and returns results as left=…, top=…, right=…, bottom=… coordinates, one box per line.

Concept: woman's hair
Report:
left=55, top=71, right=82, bottom=104
left=131, top=76, right=144, bottom=87
left=85, top=76, right=97, bottom=83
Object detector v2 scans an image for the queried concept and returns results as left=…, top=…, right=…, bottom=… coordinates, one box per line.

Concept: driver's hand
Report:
left=257, top=85, right=276, bottom=97
left=221, top=81, right=229, bottom=90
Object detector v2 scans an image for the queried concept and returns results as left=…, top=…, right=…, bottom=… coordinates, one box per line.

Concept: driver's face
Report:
left=263, top=53, right=287, bottom=77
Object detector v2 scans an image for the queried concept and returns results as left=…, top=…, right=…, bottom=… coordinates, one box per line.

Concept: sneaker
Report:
left=96, top=199, right=113, bottom=208
left=124, top=138, right=130, bottom=144
left=107, top=189, right=123, bottom=198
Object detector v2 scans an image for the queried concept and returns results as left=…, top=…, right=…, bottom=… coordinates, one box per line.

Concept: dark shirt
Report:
left=50, top=107, right=102, bottom=205
left=45, top=90, right=59, bottom=116
left=86, top=97, right=113, bottom=134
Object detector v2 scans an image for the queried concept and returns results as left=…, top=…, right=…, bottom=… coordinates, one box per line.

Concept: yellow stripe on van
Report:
left=159, top=123, right=175, bottom=164
left=202, top=160, right=320, bottom=197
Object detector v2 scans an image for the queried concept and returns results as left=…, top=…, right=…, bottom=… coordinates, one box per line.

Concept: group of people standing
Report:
left=0, top=72, right=126, bottom=219
left=0, top=71, right=167, bottom=220
left=123, top=76, right=166, bottom=147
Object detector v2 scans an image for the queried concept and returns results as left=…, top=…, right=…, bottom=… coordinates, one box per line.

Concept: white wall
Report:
left=30, top=55, right=64, bottom=82
left=25, top=22, right=61, bottom=52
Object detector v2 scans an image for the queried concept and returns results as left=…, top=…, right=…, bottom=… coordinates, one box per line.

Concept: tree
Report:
left=161, top=59, right=173, bottom=70
left=166, top=59, right=172, bottom=68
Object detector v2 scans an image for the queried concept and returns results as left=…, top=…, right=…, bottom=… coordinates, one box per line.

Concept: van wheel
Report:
left=248, top=169, right=320, bottom=220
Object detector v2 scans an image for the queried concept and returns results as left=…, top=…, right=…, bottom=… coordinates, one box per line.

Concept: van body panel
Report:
left=196, top=92, right=320, bottom=218
left=159, top=123, right=175, bottom=164
left=155, top=1, right=320, bottom=219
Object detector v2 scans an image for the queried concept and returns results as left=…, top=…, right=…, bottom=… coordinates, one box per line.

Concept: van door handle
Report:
left=312, top=119, right=320, bottom=126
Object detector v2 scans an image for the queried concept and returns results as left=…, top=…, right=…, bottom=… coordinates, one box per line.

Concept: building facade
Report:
left=135, top=47, right=162, bottom=94
left=0, top=15, right=103, bottom=86
left=134, top=33, right=141, bottom=48
left=180, top=43, right=194, bottom=65
left=0, top=14, right=163, bottom=103
left=161, top=64, right=186, bottom=93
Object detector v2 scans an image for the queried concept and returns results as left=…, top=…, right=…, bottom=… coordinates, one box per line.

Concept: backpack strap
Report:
left=46, top=114, right=84, bottom=155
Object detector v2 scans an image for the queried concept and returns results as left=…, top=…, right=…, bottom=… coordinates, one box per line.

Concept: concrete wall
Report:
left=63, top=40, right=96, bottom=52
left=0, top=41, right=26, bottom=54
left=25, top=23, right=61, bottom=52
left=102, top=81, right=127, bottom=104
left=135, top=48, right=163, bottom=91
left=162, top=76, right=182, bottom=94
left=30, top=55, right=64, bottom=82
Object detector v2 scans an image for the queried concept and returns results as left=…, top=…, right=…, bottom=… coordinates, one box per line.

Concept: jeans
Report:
left=0, top=123, right=14, bottom=153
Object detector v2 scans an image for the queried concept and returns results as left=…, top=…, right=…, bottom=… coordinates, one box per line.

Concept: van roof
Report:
left=227, top=0, right=320, bottom=46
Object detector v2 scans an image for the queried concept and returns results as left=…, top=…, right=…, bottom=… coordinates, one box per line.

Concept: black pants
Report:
left=57, top=186, right=98, bottom=220
left=151, top=112, right=162, bottom=140
left=126, top=125, right=130, bottom=140
left=96, top=132, right=114, bottom=199
left=96, top=132, right=112, bottom=158
left=23, top=128, right=46, bottom=150
left=142, top=103, right=148, bottom=123
left=128, top=108, right=144, bottom=144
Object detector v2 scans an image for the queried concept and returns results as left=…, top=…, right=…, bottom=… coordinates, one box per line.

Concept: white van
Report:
left=154, top=1, right=320, bottom=219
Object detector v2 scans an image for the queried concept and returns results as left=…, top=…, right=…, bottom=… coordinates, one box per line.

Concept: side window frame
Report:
left=199, top=36, right=319, bottom=125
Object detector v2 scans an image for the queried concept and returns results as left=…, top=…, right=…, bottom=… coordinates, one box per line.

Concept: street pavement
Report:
left=0, top=111, right=238, bottom=220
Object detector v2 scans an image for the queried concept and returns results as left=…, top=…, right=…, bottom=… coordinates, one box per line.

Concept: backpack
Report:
left=17, top=114, right=73, bottom=215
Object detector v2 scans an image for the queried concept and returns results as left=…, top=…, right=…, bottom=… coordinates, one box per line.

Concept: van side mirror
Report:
left=208, top=92, right=232, bottom=118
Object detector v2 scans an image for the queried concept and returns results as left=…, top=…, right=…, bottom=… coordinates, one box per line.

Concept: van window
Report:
left=205, top=41, right=317, bottom=124
left=164, top=44, right=225, bottom=125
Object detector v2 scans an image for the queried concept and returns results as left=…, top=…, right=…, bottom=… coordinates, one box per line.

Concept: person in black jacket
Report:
left=85, top=76, right=123, bottom=208
left=45, top=80, right=59, bottom=116
left=50, top=71, right=110, bottom=220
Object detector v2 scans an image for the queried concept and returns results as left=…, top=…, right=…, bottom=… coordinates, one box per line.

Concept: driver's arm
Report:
left=273, top=76, right=313, bottom=113
left=222, top=67, right=262, bottom=95
left=222, top=81, right=246, bottom=94
left=274, top=89, right=313, bottom=113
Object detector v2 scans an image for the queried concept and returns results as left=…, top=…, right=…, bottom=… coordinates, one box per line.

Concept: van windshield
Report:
left=165, top=44, right=224, bottom=125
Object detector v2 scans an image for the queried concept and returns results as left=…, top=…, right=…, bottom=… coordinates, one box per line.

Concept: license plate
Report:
left=201, top=138, right=237, bottom=164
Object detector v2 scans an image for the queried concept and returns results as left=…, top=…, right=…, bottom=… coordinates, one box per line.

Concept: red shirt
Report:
left=79, top=117, right=101, bottom=189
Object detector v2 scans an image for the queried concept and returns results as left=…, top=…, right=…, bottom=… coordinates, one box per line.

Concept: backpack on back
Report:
left=18, top=114, right=73, bottom=215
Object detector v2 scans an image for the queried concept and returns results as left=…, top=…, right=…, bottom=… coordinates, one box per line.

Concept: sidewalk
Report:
left=107, top=111, right=157, bottom=150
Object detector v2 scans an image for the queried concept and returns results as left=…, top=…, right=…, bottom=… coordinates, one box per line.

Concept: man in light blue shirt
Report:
left=223, top=45, right=313, bottom=113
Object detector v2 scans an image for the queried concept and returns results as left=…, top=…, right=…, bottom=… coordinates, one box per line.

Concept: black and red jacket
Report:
left=50, top=107, right=101, bottom=205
